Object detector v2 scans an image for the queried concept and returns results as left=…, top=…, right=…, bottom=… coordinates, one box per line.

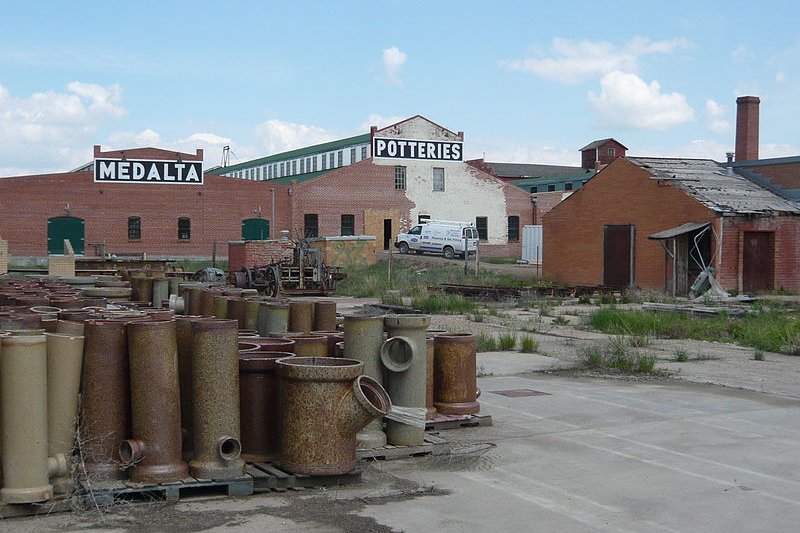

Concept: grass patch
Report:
left=577, top=294, right=592, bottom=305
left=481, top=257, right=518, bottom=265
left=519, top=336, right=539, bottom=353
left=674, top=349, right=689, bottom=362
left=497, top=332, right=517, bottom=351
left=411, top=294, right=476, bottom=314
left=628, top=334, right=650, bottom=348
left=753, top=350, right=765, bottom=361
left=552, top=315, right=570, bottom=326
left=578, top=338, right=660, bottom=375
left=588, top=307, right=800, bottom=355
left=476, top=332, right=498, bottom=352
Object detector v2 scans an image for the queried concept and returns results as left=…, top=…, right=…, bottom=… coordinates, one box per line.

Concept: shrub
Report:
left=674, top=349, right=689, bottom=362
left=753, top=350, right=765, bottom=361
left=578, top=294, right=592, bottom=305
left=476, top=332, right=497, bottom=352
left=636, top=355, right=656, bottom=373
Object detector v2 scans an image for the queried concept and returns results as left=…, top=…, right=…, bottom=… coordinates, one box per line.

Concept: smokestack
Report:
left=735, top=96, right=760, bottom=161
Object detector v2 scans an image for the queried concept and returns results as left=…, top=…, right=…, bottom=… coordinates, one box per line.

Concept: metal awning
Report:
left=648, top=222, right=710, bottom=240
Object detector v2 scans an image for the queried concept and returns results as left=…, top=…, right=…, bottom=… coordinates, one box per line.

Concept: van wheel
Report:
left=443, top=246, right=455, bottom=260
left=398, top=242, right=410, bottom=254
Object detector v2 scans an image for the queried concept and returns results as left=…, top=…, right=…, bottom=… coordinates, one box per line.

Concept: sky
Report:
left=1, top=0, right=798, bottom=177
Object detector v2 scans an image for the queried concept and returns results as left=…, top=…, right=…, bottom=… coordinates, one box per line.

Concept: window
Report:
left=292, top=160, right=297, bottom=175
left=408, top=225, right=423, bottom=235
left=530, top=185, right=538, bottom=193
left=341, top=214, right=355, bottom=236
left=280, top=162, right=285, bottom=176
left=256, top=167, right=261, bottom=180
left=607, top=147, right=615, bottom=156
left=312, top=156, right=317, bottom=172
left=329, top=153, right=335, bottom=168
left=394, top=166, right=407, bottom=190
left=300, top=159, right=305, bottom=174
left=418, top=214, right=430, bottom=224
left=268, top=166, right=273, bottom=179
left=304, top=214, right=319, bottom=238
left=547, top=184, right=556, bottom=192
left=475, top=217, right=488, bottom=241
left=337, top=150, right=343, bottom=167
left=306, top=157, right=311, bottom=171
left=178, top=217, right=191, bottom=240
left=128, top=216, right=141, bottom=240
left=361, top=146, right=368, bottom=159
left=564, top=182, right=573, bottom=191
left=433, top=167, right=445, bottom=191
left=350, top=147, right=356, bottom=164
left=508, top=216, right=520, bottom=242
left=322, top=154, right=327, bottom=170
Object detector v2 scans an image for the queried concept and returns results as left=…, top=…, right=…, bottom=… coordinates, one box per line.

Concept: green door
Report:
left=47, top=216, right=85, bottom=254
left=242, top=218, right=270, bottom=240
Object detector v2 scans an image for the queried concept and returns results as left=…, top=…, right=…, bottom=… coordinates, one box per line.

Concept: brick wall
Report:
left=717, top=216, right=800, bottom=292
left=543, top=158, right=717, bottom=289
left=228, top=240, right=295, bottom=273
left=0, top=172, right=291, bottom=258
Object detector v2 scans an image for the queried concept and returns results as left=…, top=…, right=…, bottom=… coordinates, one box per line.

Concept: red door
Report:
left=604, top=225, right=634, bottom=289
left=742, top=232, right=774, bottom=293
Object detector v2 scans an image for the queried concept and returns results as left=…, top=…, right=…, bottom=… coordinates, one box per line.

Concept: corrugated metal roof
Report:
left=628, top=157, right=800, bottom=215
left=649, top=222, right=710, bottom=240
left=485, top=162, right=588, bottom=179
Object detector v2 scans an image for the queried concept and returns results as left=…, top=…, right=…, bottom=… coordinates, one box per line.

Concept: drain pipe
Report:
left=344, top=315, right=387, bottom=448
left=0, top=334, right=67, bottom=503
left=381, top=314, right=431, bottom=446
left=46, top=333, right=85, bottom=494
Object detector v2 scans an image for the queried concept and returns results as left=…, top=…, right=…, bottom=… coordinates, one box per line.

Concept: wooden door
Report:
left=603, top=225, right=634, bottom=289
left=742, top=231, right=774, bottom=293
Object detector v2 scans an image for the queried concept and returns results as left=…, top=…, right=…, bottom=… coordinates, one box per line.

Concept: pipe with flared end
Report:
left=257, top=301, right=290, bottom=336
left=46, top=332, right=85, bottom=494
left=1, top=334, right=53, bottom=503
left=81, top=319, right=131, bottom=481
left=125, top=319, right=188, bottom=483
left=434, top=333, right=480, bottom=415
left=382, top=314, right=430, bottom=446
left=277, top=357, right=391, bottom=476
left=189, top=319, right=246, bottom=480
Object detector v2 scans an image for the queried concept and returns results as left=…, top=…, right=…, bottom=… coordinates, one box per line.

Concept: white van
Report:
left=395, top=220, right=479, bottom=259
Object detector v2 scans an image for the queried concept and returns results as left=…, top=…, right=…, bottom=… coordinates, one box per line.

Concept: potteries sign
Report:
left=372, top=137, right=462, bottom=161
left=94, top=158, right=203, bottom=184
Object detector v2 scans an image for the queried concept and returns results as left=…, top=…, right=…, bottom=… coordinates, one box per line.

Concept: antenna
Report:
left=221, top=145, right=230, bottom=167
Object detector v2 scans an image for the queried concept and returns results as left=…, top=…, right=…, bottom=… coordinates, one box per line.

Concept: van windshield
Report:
left=408, top=226, right=422, bottom=235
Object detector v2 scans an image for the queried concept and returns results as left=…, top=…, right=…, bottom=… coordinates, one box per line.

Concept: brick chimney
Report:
left=735, top=96, right=760, bottom=161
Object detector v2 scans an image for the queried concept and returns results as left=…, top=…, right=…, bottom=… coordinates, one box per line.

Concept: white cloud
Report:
left=760, top=143, right=799, bottom=159
left=466, top=140, right=577, bottom=166
left=382, top=47, right=407, bottom=86
left=500, top=37, right=688, bottom=83
left=255, top=119, right=337, bottom=154
left=587, top=71, right=695, bottom=130
left=705, top=99, right=731, bottom=134
left=358, top=113, right=407, bottom=131
left=775, top=70, right=787, bottom=83
left=0, top=82, right=126, bottom=176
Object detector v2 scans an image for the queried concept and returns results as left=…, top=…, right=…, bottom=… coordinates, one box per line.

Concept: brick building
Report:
left=543, top=157, right=800, bottom=294
left=0, top=116, right=532, bottom=261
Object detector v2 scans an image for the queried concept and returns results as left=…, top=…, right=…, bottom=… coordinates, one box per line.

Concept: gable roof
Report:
left=629, top=157, right=800, bottom=215
left=579, top=138, right=628, bottom=151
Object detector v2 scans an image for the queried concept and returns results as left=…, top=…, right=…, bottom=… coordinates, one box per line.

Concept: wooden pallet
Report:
left=425, top=413, right=493, bottom=431
left=0, top=497, right=73, bottom=519
left=246, top=462, right=361, bottom=493
left=358, top=433, right=451, bottom=461
left=78, top=475, right=253, bottom=506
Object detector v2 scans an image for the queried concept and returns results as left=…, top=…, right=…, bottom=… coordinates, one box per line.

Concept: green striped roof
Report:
left=218, top=133, right=370, bottom=174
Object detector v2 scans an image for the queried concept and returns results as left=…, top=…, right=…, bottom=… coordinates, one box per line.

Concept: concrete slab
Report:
left=9, top=374, right=800, bottom=532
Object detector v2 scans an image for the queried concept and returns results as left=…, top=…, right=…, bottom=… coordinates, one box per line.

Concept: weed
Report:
left=607, top=336, right=629, bottom=357
left=753, top=350, right=765, bottom=361
left=577, top=294, right=592, bottom=305
left=674, top=349, right=689, bottom=362
left=552, top=315, right=570, bottom=326
left=520, top=336, right=539, bottom=353
left=628, top=334, right=650, bottom=348
left=476, top=332, right=498, bottom=352
left=636, top=355, right=656, bottom=373
left=580, top=345, right=605, bottom=368
left=411, top=293, right=476, bottom=314
left=598, top=292, right=617, bottom=305
left=498, top=332, right=517, bottom=351
left=381, top=292, right=404, bottom=306
left=469, top=313, right=485, bottom=323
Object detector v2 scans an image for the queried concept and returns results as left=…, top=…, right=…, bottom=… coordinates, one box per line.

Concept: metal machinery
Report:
left=230, top=242, right=345, bottom=297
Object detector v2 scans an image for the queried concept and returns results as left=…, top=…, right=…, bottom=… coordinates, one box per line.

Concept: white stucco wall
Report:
left=372, top=117, right=508, bottom=244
